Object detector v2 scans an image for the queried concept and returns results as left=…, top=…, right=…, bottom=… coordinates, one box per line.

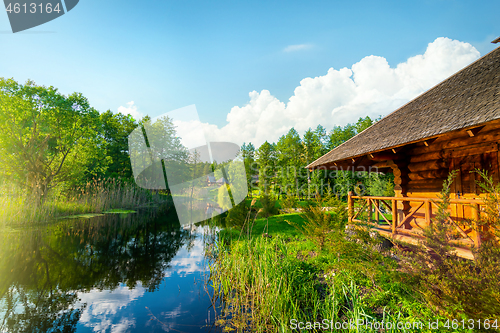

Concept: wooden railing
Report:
left=347, top=192, right=485, bottom=249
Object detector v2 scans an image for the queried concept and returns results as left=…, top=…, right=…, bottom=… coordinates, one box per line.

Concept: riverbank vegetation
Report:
left=0, top=179, right=168, bottom=225
left=0, top=77, right=393, bottom=226
left=207, top=173, right=500, bottom=332
left=0, top=78, right=173, bottom=225
left=208, top=200, right=439, bottom=332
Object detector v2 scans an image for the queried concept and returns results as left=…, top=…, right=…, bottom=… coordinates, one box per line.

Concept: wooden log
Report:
left=392, top=199, right=397, bottom=235
left=472, top=203, right=481, bottom=248
left=447, top=143, right=498, bottom=159
left=408, top=169, right=449, bottom=180
left=425, top=201, right=432, bottom=225
left=367, top=198, right=372, bottom=223
left=408, top=160, right=448, bottom=172
left=406, top=191, right=441, bottom=198
left=410, top=128, right=500, bottom=155
left=370, top=153, right=404, bottom=161
left=410, top=151, right=444, bottom=163
left=348, top=191, right=353, bottom=223
left=407, top=178, right=447, bottom=189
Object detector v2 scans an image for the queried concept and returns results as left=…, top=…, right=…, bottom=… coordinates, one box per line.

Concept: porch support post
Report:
left=348, top=191, right=353, bottom=223
left=472, top=203, right=481, bottom=248
left=392, top=198, right=397, bottom=235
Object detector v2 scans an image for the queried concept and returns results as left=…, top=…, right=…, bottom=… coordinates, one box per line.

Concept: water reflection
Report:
left=0, top=210, right=219, bottom=332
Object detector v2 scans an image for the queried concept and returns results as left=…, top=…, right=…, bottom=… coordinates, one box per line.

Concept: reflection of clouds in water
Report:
left=165, top=229, right=206, bottom=277
left=161, top=304, right=183, bottom=319
left=148, top=304, right=188, bottom=331
left=77, top=284, right=144, bottom=332
left=73, top=226, right=213, bottom=331
left=110, top=317, right=136, bottom=333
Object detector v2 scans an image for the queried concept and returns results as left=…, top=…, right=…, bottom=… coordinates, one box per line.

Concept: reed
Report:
left=207, top=208, right=449, bottom=332
left=208, top=234, right=436, bottom=332
left=0, top=179, right=168, bottom=226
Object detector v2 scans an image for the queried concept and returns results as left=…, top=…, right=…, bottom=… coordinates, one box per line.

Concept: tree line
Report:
left=0, top=77, right=393, bottom=204
left=0, top=78, right=142, bottom=199
left=240, top=117, right=394, bottom=199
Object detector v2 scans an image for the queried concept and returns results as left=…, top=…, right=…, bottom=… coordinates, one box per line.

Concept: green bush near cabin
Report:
left=210, top=214, right=445, bottom=332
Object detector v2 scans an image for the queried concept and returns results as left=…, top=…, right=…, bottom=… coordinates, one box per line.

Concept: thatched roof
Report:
left=307, top=46, right=500, bottom=169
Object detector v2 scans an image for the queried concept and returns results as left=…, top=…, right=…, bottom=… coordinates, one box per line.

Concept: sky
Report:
left=1, top=0, right=499, bottom=147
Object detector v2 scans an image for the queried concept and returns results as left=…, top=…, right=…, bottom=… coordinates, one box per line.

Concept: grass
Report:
left=208, top=212, right=448, bottom=332
left=0, top=179, right=169, bottom=226
left=221, top=213, right=306, bottom=239
left=209, top=187, right=500, bottom=331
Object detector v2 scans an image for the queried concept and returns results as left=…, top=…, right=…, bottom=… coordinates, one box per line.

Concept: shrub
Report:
left=399, top=170, right=500, bottom=319
left=257, top=193, right=279, bottom=218
left=288, top=195, right=347, bottom=250
left=280, top=194, right=298, bottom=213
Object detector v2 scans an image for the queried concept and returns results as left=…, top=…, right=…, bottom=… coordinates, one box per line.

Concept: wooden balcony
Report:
left=347, top=193, right=486, bottom=260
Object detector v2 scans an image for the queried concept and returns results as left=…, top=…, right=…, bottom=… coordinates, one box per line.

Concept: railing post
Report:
left=367, top=198, right=372, bottom=223
left=472, top=203, right=481, bottom=248
left=375, top=199, right=380, bottom=224
left=348, top=191, right=353, bottom=223
left=392, top=198, right=397, bottom=235
left=425, top=200, right=432, bottom=226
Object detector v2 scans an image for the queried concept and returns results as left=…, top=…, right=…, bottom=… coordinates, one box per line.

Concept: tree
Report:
left=327, top=124, right=356, bottom=150
left=303, top=128, right=323, bottom=164
left=275, top=128, right=305, bottom=197
left=130, top=115, right=189, bottom=190
left=240, top=142, right=256, bottom=193
left=0, top=78, right=101, bottom=200
left=255, top=141, right=277, bottom=193
left=99, top=111, right=138, bottom=179
left=355, top=116, right=374, bottom=134
left=314, top=124, right=329, bottom=155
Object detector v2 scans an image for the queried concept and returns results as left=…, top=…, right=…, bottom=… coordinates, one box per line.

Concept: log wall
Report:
left=390, top=120, right=500, bottom=241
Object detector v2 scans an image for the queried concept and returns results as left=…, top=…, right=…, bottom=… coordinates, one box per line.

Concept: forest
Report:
left=0, top=77, right=393, bottom=225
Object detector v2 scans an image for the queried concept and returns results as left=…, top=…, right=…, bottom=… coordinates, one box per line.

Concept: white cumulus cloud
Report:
left=195, top=37, right=480, bottom=147
left=117, top=101, right=142, bottom=120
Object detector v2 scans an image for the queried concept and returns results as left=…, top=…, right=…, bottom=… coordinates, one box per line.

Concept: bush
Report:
left=280, top=194, right=298, bottom=213
left=399, top=170, right=500, bottom=319
left=257, top=193, right=279, bottom=218
left=288, top=195, right=347, bottom=250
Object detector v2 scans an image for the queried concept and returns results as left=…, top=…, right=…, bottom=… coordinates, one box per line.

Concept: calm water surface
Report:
left=0, top=210, right=221, bottom=333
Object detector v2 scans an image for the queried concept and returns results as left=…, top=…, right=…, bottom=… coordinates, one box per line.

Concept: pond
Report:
left=0, top=209, right=221, bottom=333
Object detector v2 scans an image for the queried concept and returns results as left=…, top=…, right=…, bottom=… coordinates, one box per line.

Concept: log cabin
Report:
left=306, top=44, right=500, bottom=259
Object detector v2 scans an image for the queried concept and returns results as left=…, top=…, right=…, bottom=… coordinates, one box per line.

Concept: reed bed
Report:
left=0, top=179, right=168, bottom=226
left=206, top=201, right=442, bottom=332
left=208, top=235, right=416, bottom=332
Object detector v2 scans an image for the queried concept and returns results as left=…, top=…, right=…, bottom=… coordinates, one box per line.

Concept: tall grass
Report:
left=207, top=234, right=430, bottom=332
left=0, top=179, right=168, bottom=226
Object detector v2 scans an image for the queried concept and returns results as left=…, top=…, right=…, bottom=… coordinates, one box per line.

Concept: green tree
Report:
left=100, top=110, right=138, bottom=179
left=241, top=142, right=256, bottom=193
left=303, top=128, right=323, bottom=165
left=276, top=128, right=304, bottom=197
left=0, top=78, right=101, bottom=199
left=327, top=124, right=356, bottom=150
left=255, top=141, right=277, bottom=193
left=354, top=116, right=374, bottom=134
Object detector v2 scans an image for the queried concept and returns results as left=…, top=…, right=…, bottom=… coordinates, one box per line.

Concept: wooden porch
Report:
left=347, top=193, right=486, bottom=260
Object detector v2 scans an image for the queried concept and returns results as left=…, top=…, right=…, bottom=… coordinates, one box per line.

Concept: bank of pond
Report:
left=1, top=197, right=499, bottom=332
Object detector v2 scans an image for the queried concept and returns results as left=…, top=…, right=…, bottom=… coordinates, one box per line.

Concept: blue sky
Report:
left=1, top=0, right=499, bottom=144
